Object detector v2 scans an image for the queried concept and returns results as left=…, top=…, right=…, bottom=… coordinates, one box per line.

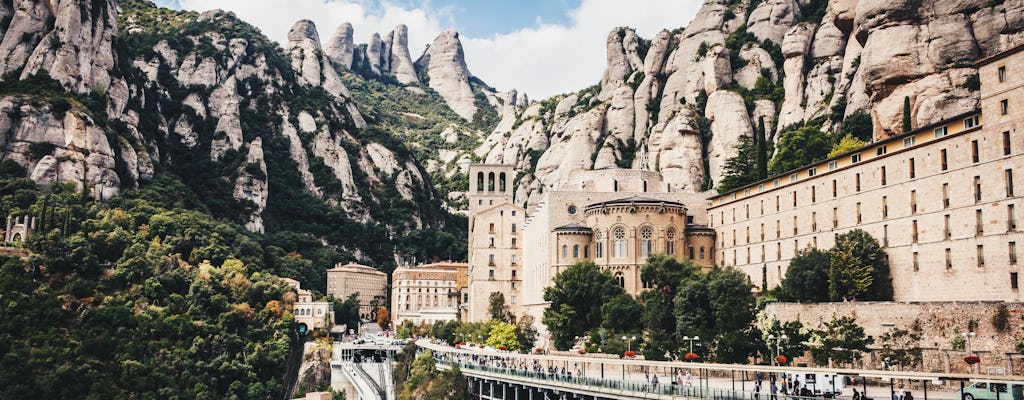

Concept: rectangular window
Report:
left=856, top=202, right=862, bottom=224
left=829, top=160, right=838, bottom=171
left=746, top=227, right=750, bottom=244
left=1011, top=242, right=1018, bottom=264
left=1010, top=204, right=1017, bottom=230
left=1001, top=99, right=1009, bottom=115
left=883, top=225, right=889, bottom=247
left=972, top=140, right=980, bottom=163
left=944, top=214, right=952, bottom=239
left=912, top=220, right=919, bottom=243
left=913, top=252, right=919, bottom=271
left=946, top=248, right=953, bottom=269
left=511, top=223, right=517, bottom=232
left=851, top=153, right=861, bottom=163
left=999, top=66, right=1007, bottom=82
left=1005, top=131, right=1012, bottom=155
left=855, top=174, right=861, bottom=192
left=904, top=137, right=915, bottom=147
left=776, top=196, right=780, bottom=212
left=761, top=245, right=765, bottom=263
left=978, top=245, right=985, bottom=267
left=977, top=209, right=985, bottom=235
left=793, top=216, right=798, bottom=235
left=941, top=149, right=948, bottom=171
left=833, top=207, right=839, bottom=228
left=689, top=247, right=695, bottom=259
left=911, top=190, right=918, bottom=214
left=882, top=196, right=889, bottom=219
left=1013, top=272, right=1020, bottom=290
left=512, top=238, right=517, bottom=248
left=760, top=200, right=764, bottom=215
left=774, top=179, right=780, bottom=188
left=975, top=176, right=983, bottom=203
left=745, top=204, right=750, bottom=218
left=943, top=183, right=950, bottom=208
left=776, top=220, right=780, bottom=239
left=881, top=166, right=887, bottom=185
left=808, top=167, right=817, bottom=177
left=792, top=191, right=797, bottom=207
left=1007, top=169, right=1015, bottom=197
left=812, top=212, right=818, bottom=232
left=776, top=243, right=781, bottom=260
left=909, top=158, right=916, bottom=179
left=832, top=180, right=837, bottom=197
left=965, top=116, right=979, bottom=129
left=935, top=126, right=948, bottom=138
left=877, top=145, right=887, bottom=156
left=811, top=186, right=816, bottom=203
left=760, top=223, right=765, bottom=241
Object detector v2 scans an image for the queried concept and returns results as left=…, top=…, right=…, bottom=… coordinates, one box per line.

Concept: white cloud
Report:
left=171, top=0, right=703, bottom=99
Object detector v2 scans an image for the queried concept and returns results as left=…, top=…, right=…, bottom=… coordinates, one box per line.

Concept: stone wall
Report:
left=765, top=301, right=1024, bottom=374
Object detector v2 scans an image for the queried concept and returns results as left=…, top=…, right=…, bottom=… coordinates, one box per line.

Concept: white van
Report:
left=781, top=371, right=846, bottom=397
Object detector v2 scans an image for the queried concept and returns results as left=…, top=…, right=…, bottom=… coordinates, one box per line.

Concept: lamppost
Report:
left=768, top=334, right=789, bottom=365
left=623, top=335, right=637, bottom=353
left=683, top=335, right=701, bottom=353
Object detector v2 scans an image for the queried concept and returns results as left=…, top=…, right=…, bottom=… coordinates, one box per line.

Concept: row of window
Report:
left=295, top=307, right=325, bottom=316
left=724, top=202, right=1018, bottom=249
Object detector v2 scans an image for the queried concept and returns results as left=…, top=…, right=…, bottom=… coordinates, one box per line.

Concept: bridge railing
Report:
left=437, top=357, right=826, bottom=400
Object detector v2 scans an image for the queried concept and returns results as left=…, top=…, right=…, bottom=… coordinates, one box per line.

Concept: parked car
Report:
left=962, top=382, right=1024, bottom=400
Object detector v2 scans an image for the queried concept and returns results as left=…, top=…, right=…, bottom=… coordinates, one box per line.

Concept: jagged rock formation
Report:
left=476, top=0, right=1024, bottom=206
left=0, top=0, right=442, bottom=243
left=332, top=24, right=420, bottom=86
left=415, top=29, right=478, bottom=120
left=325, top=22, right=356, bottom=68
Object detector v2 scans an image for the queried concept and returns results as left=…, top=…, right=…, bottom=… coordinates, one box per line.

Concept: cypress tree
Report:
left=902, top=96, right=912, bottom=133
left=756, top=116, right=768, bottom=179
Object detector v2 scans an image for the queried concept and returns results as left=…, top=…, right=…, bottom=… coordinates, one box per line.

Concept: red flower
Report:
left=498, top=345, right=507, bottom=351
left=624, top=350, right=637, bottom=357
left=535, top=347, right=544, bottom=354
left=685, top=352, right=699, bottom=361
left=964, top=355, right=981, bottom=365
left=776, top=355, right=788, bottom=364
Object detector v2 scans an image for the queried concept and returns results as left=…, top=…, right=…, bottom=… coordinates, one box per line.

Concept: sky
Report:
left=153, top=0, right=703, bottom=99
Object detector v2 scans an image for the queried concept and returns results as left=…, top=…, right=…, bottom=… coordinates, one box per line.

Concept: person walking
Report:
left=771, top=382, right=779, bottom=400
left=853, top=388, right=862, bottom=400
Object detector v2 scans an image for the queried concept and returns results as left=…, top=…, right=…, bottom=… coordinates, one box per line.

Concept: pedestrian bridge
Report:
left=417, top=340, right=1024, bottom=400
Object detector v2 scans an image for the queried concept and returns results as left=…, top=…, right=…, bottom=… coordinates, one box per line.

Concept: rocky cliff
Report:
left=474, top=0, right=1024, bottom=207
left=0, top=0, right=454, bottom=267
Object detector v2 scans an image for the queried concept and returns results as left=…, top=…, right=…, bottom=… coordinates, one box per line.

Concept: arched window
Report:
left=613, top=227, right=627, bottom=258
left=594, top=230, right=604, bottom=258
left=700, top=246, right=706, bottom=259
left=476, top=172, right=484, bottom=192
left=640, top=226, right=654, bottom=258
left=499, top=172, right=506, bottom=192
left=487, top=172, right=495, bottom=191
left=562, top=245, right=568, bottom=258
left=573, top=244, right=579, bottom=258
left=666, top=228, right=676, bottom=255
left=614, top=271, right=625, bottom=288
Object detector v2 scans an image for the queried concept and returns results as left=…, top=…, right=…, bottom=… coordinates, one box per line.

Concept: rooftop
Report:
left=585, top=196, right=687, bottom=209
left=326, top=262, right=387, bottom=275
left=552, top=223, right=593, bottom=233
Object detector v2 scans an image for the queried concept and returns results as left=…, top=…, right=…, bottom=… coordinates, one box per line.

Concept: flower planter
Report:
left=776, top=355, right=788, bottom=365
left=685, top=352, right=699, bottom=361
left=624, top=350, right=637, bottom=358
left=964, top=355, right=981, bottom=365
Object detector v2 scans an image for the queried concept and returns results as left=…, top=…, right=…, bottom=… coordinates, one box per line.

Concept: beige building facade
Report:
left=467, top=164, right=525, bottom=322
left=708, top=45, right=1024, bottom=301
left=391, top=262, right=468, bottom=325
left=280, top=278, right=335, bottom=330
left=325, top=262, right=388, bottom=318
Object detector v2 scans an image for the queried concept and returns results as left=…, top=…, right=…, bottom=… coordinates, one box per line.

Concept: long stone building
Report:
left=391, top=261, right=468, bottom=326
left=708, top=45, right=1023, bottom=301
left=465, top=44, right=1024, bottom=344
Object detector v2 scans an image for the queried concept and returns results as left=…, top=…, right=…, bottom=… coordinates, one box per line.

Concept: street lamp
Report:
left=623, top=335, right=637, bottom=353
left=682, top=335, right=701, bottom=353
left=768, top=334, right=789, bottom=365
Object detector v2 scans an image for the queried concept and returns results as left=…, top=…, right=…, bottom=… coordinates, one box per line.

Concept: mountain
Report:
left=471, top=0, right=1024, bottom=207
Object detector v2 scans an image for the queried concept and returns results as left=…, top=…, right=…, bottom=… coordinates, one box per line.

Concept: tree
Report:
left=834, top=230, right=892, bottom=300
left=827, top=247, right=872, bottom=301
left=376, top=306, right=391, bottom=328
left=333, top=293, right=361, bottom=329
left=542, top=261, right=623, bottom=350
left=878, top=328, right=922, bottom=370
left=781, top=248, right=831, bottom=302
left=902, top=96, right=912, bottom=133
left=808, top=314, right=873, bottom=366
left=756, top=312, right=812, bottom=364
left=641, top=255, right=700, bottom=359
left=486, top=322, right=521, bottom=351
left=601, top=293, right=643, bottom=332
left=515, top=315, right=539, bottom=351
left=756, top=116, right=769, bottom=180
left=841, top=111, right=874, bottom=142
left=828, top=134, right=866, bottom=158
left=488, top=292, right=512, bottom=322
left=768, top=125, right=832, bottom=175
left=675, top=267, right=758, bottom=363
left=718, top=135, right=761, bottom=193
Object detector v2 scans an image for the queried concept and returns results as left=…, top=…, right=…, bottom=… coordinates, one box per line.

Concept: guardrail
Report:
left=353, top=362, right=386, bottom=399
